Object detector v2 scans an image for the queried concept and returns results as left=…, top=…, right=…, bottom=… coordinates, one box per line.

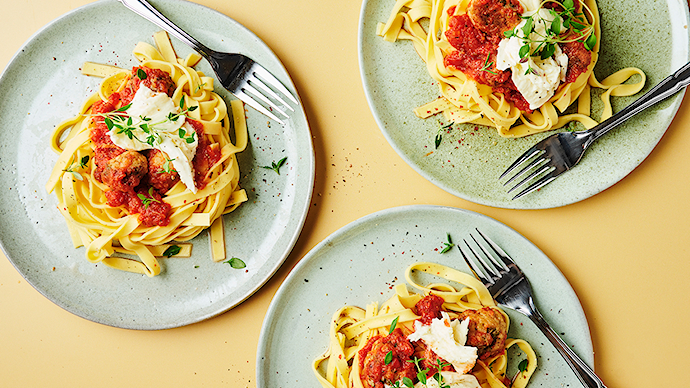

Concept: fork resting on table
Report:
left=118, top=0, right=298, bottom=125
left=501, top=61, right=690, bottom=199
left=460, top=229, right=606, bottom=388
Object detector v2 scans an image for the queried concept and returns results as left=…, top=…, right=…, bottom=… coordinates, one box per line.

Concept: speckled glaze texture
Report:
left=359, top=0, right=690, bottom=209
left=0, top=0, right=314, bottom=329
left=257, top=205, right=592, bottom=388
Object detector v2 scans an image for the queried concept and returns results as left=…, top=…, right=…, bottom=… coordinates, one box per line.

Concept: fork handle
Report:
left=586, top=61, right=690, bottom=147
left=118, top=0, right=214, bottom=58
left=528, top=307, right=606, bottom=388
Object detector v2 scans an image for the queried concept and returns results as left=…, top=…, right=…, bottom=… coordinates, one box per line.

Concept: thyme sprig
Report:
left=479, top=53, right=498, bottom=75
left=157, top=157, right=177, bottom=174
left=63, top=155, right=90, bottom=181
left=434, top=122, right=453, bottom=149
left=137, top=187, right=160, bottom=209
left=440, top=233, right=455, bottom=254
left=94, top=97, right=199, bottom=147
left=504, top=0, right=596, bottom=63
left=262, top=156, right=288, bottom=175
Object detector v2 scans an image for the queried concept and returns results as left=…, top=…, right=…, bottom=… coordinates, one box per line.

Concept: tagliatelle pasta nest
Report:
left=377, top=0, right=646, bottom=137
left=313, top=263, right=538, bottom=388
left=45, top=31, right=248, bottom=277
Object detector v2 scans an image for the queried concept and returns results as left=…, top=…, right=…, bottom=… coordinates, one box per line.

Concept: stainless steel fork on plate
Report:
left=501, top=61, right=690, bottom=199
left=118, top=0, right=299, bottom=125
left=459, top=229, right=606, bottom=388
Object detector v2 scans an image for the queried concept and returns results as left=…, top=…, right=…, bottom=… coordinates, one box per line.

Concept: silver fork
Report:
left=119, top=0, right=298, bottom=125
left=459, top=229, right=606, bottom=388
left=501, top=61, right=690, bottom=199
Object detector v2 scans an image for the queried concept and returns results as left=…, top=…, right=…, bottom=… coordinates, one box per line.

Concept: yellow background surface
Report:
left=1, top=0, right=689, bottom=387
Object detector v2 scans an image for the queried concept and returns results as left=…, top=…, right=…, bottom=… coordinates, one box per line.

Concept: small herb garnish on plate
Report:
left=136, top=68, right=147, bottom=80
left=225, top=257, right=246, bottom=269
left=262, top=156, right=287, bottom=175
left=434, top=123, right=453, bottom=149
left=162, top=245, right=181, bottom=257
left=440, top=233, right=455, bottom=254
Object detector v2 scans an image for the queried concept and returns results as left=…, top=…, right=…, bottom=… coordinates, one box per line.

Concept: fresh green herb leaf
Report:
left=519, top=44, right=530, bottom=58
left=137, top=187, right=160, bottom=209
left=570, top=20, right=586, bottom=30
left=522, top=16, right=533, bottom=36
left=540, top=43, right=556, bottom=60
left=115, top=103, right=132, bottom=112
left=162, top=245, right=181, bottom=257
left=179, top=95, right=185, bottom=110
left=503, top=29, right=515, bottom=38
left=550, top=16, right=561, bottom=35
left=518, top=359, right=529, bottom=373
left=188, top=105, right=198, bottom=112
left=104, top=117, right=115, bottom=131
left=584, top=31, right=597, bottom=51
left=261, top=157, right=288, bottom=175
left=389, top=316, right=399, bottom=334
left=479, top=53, right=498, bottom=75
left=402, top=377, right=414, bottom=388
left=440, top=233, right=455, bottom=254
left=136, top=68, right=147, bottom=80
left=434, top=132, right=443, bottom=149
left=384, top=351, right=393, bottom=365
left=225, top=257, right=246, bottom=269
left=417, top=370, right=428, bottom=385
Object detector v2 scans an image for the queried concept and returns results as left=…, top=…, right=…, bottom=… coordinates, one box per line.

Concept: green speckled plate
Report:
left=257, top=205, right=591, bottom=387
left=0, top=0, right=314, bottom=330
left=359, top=0, right=690, bottom=209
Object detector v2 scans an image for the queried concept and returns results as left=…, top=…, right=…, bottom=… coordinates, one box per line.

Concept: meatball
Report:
left=458, top=307, right=508, bottom=360
left=100, top=150, right=148, bottom=192
left=120, top=66, right=176, bottom=105
left=561, top=38, right=592, bottom=83
left=146, top=149, right=180, bottom=193
left=358, top=329, right=416, bottom=388
left=467, top=0, right=523, bottom=38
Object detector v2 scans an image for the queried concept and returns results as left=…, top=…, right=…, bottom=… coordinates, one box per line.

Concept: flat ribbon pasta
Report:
left=378, top=0, right=646, bottom=137
left=313, top=263, right=538, bottom=388
left=46, top=31, right=248, bottom=276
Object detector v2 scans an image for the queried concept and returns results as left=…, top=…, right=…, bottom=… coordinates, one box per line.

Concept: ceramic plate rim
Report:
left=0, top=0, right=315, bottom=330
left=358, top=0, right=690, bottom=209
left=256, top=204, right=593, bottom=387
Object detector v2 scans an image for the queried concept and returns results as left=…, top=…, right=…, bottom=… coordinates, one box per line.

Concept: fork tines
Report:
left=499, top=146, right=556, bottom=200
left=458, top=229, right=519, bottom=284
left=232, top=61, right=298, bottom=125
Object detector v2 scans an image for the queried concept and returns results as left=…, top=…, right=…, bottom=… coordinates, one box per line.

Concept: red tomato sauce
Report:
left=414, top=294, right=445, bottom=325
left=358, top=329, right=417, bottom=388
left=88, top=66, right=202, bottom=228
left=443, top=0, right=591, bottom=112
left=189, top=119, right=221, bottom=190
